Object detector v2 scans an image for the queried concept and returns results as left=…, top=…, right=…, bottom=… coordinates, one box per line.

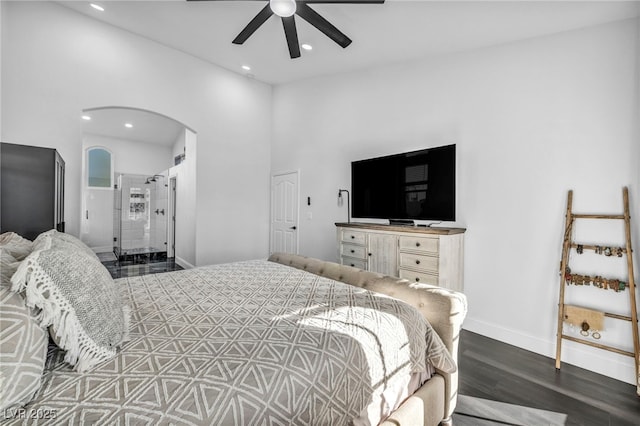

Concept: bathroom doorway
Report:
left=80, top=106, right=195, bottom=269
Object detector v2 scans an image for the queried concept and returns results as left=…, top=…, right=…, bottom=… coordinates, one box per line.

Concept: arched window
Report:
left=87, top=147, right=112, bottom=188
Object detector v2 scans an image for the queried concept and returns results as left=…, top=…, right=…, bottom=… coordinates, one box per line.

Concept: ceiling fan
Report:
left=187, top=0, right=385, bottom=59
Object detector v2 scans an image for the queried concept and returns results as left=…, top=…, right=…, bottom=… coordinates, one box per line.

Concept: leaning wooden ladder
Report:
left=555, top=187, right=639, bottom=395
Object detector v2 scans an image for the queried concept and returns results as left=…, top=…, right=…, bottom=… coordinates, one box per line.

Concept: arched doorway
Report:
left=80, top=106, right=197, bottom=269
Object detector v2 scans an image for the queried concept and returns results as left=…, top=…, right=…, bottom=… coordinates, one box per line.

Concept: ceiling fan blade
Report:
left=304, top=0, right=384, bottom=3
left=232, top=4, right=274, bottom=45
left=282, top=16, right=301, bottom=59
left=296, top=2, right=352, bottom=48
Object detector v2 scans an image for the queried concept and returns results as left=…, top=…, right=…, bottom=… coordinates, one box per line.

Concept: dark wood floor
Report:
left=456, top=330, right=640, bottom=425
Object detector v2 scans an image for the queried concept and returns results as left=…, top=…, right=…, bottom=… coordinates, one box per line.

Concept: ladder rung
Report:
left=572, top=214, right=625, bottom=219
left=569, top=243, right=628, bottom=253
left=604, top=312, right=633, bottom=321
left=561, top=334, right=635, bottom=357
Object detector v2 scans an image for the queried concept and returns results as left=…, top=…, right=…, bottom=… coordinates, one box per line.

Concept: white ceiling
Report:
left=82, top=107, right=185, bottom=146
left=59, top=0, right=639, bottom=85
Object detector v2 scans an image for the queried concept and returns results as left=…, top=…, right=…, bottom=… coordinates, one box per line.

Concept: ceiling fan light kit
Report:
left=187, top=0, right=384, bottom=59
left=270, top=0, right=297, bottom=17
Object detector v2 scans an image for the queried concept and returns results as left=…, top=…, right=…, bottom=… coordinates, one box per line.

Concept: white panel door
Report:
left=270, top=171, right=299, bottom=255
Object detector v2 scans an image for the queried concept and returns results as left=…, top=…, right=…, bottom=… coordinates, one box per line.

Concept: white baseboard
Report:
left=463, top=317, right=637, bottom=385
left=175, top=256, right=195, bottom=269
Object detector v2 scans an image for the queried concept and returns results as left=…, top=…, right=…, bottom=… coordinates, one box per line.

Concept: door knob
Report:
left=290, top=226, right=297, bottom=230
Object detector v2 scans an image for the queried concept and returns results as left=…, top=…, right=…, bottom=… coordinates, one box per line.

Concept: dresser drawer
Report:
left=341, top=229, right=367, bottom=245
left=398, top=235, right=439, bottom=254
left=340, top=243, right=367, bottom=259
left=341, top=257, right=367, bottom=270
left=399, top=269, right=439, bottom=285
left=398, top=252, right=438, bottom=273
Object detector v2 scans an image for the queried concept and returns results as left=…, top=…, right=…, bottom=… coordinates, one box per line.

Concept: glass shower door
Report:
left=149, top=174, right=168, bottom=256
left=113, top=174, right=122, bottom=258
left=115, top=173, right=168, bottom=260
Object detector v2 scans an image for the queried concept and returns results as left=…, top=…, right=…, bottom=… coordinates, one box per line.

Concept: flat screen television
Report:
left=351, top=144, right=455, bottom=221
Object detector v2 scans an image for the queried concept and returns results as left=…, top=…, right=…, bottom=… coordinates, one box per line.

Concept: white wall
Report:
left=0, top=0, right=3, bottom=138
left=84, top=134, right=173, bottom=177
left=272, top=19, right=640, bottom=384
left=634, top=15, right=640, bottom=394
left=1, top=2, right=272, bottom=265
left=172, top=128, right=197, bottom=268
left=172, top=130, right=186, bottom=164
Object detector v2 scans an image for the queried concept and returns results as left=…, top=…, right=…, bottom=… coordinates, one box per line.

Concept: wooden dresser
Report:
left=336, top=222, right=465, bottom=292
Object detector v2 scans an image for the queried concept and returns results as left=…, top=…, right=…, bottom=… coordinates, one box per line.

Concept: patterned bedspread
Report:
left=10, top=260, right=454, bottom=425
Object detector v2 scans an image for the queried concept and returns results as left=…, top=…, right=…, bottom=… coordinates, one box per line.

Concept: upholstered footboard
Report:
left=268, top=253, right=467, bottom=426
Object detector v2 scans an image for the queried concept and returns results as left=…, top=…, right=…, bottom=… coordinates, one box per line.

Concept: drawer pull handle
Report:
left=351, top=235, right=355, bottom=239
left=415, top=260, right=421, bottom=265
left=415, top=277, right=420, bottom=282
left=350, top=249, right=355, bottom=253
left=416, top=242, right=421, bottom=247
left=350, top=264, right=355, bottom=267
left=368, top=253, right=372, bottom=257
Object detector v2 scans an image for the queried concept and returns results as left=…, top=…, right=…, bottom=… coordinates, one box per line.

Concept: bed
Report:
left=1, top=231, right=467, bottom=426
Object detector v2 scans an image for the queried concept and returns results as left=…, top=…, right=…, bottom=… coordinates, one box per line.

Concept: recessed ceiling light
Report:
left=301, top=43, right=313, bottom=51
left=81, top=115, right=92, bottom=121
left=241, top=65, right=251, bottom=71
left=90, top=4, right=104, bottom=12
left=124, top=123, right=133, bottom=128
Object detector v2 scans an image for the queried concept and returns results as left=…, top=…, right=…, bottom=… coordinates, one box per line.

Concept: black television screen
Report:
left=351, top=144, right=455, bottom=221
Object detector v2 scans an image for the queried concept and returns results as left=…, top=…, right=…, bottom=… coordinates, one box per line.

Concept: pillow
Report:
left=11, top=235, right=129, bottom=372
left=33, top=229, right=99, bottom=260
left=0, top=232, right=33, bottom=261
left=0, top=249, right=48, bottom=410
